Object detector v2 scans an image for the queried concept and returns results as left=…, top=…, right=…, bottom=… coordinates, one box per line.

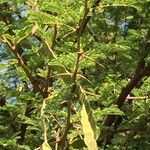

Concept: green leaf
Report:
left=37, top=68, right=48, bottom=78
left=41, top=1, right=61, bottom=14
left=0, top=0, right=8, bottom=4
left=102, top=105, right=125, bottom=115
left=71, top=139, right=86, bottom=149
left=15, top=24, right=32, bottom=44
left=50, top=53, right=76, bottom=70
left=28, top=11, right=61, bottom=25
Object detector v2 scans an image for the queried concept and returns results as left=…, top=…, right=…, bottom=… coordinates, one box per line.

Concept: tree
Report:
left=0, top=0, right=150, bottom=149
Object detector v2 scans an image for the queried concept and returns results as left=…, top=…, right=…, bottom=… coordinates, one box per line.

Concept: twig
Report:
left=50, top=114, right=63, bottom=128
left=0, top=36, right=34, bottom=86
left=45, top=41, right=57, bottom=59
left=51, top=24, right=58, bottom=49
left=83, top=55, right=105, bottom=68
left=126, top=96, right=149, bottom=100
left=44, top=24, right=58, bottom=96
left=40, top=98, right=52, bottom=149
left=59, top=1, right=89, bottom=149
left=55, top=128, right=61, bottom=150
left=44, top=66, right=51, bottom=94
left=80, top=86, right=101, bottom=97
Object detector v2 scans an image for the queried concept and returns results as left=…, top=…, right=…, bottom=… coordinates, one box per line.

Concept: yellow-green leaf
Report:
left=42, top=141, right=52, bottom=150
left=81, top=103, right=98, bottom=150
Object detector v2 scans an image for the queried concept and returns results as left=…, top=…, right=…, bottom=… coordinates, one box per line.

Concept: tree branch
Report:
left=97, top=28, right=150, bottom=146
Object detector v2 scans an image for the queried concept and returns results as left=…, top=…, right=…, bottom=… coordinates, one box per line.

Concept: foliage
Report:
left=0, top=0, right=150, bottom=149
